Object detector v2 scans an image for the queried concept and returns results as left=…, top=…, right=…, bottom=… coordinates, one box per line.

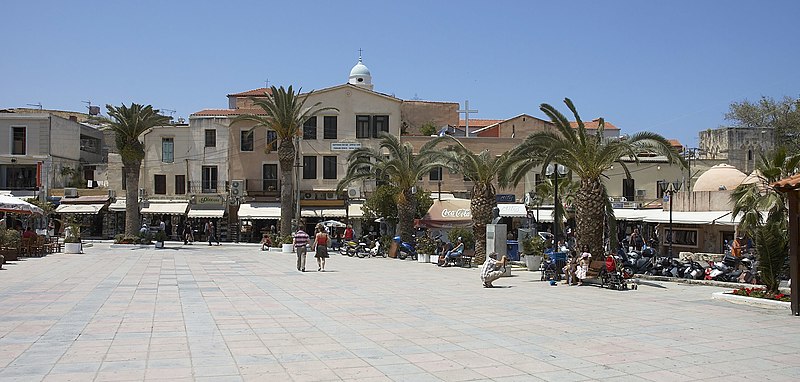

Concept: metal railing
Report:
left=187, top=181, right=228, bottom=194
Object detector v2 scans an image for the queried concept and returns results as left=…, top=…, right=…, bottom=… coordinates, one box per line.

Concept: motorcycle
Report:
left=341, top=240, right=361, bottom=257
left=393, top=236, right=417, bottom=260
left=368, top=240, right=386, bottom=258
left=681, top=260, right=705, bottom=280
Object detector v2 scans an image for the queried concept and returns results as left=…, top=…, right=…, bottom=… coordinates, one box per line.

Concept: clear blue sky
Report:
left=3, top=1, right=798, bottom=147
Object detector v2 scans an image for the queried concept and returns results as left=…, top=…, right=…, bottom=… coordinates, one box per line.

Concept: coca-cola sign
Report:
left=441, top=208, right=471, bottom=218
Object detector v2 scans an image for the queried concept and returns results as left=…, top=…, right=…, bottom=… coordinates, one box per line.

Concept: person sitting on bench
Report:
left=440, top=237, right=464, bottom=266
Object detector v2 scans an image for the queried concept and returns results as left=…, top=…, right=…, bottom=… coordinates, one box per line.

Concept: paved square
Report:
left=1, top=243, right=798, bottom=381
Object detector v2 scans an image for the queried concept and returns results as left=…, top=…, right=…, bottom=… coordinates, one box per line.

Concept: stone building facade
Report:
left=698, top=126, right=775, bottom=173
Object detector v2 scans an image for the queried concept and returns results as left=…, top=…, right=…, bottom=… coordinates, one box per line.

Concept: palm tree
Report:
left=101, top=104, right=171, bottom=236
left=532, top=176, right=580, bottom=237
left=731, top=147, right=798, bottom=294
left=436, top=138, right=514, bottom=265
left=731, top=146, right=799, bottom=237
left=337, top=132, right=447, bottom=244
left=233, top=86, right=337, bottom=238
left=500, top=98, right=686, bottom=257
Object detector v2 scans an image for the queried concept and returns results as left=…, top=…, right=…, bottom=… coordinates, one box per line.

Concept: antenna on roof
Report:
left=160, top=108, right=176, bottom=117
left=26, top=102, right=43, bottom=110
left=83, top=100, right=100, bottom=115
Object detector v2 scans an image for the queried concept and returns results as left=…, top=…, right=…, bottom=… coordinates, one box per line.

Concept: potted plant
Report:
left=415, top=235, right=436, bottom=263
left=521, top=234, right=545, bottom=271
left=281, top=235, right=294, bottom=253
left=154, top=230, right=167, bottom=249
left=64, top=223, right=82, bottom=254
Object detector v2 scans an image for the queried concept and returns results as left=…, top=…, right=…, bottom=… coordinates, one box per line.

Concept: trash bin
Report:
left=506, top=240, right=519, bottom=261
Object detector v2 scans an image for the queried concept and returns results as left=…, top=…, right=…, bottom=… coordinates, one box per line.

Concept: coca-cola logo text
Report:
left=441, top=208, right=471, bottom=218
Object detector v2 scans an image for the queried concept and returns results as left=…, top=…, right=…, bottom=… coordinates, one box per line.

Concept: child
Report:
left=260, top=233, right=272, bottom=251
left=563, top=253, right=577, bottom=285
left=575, top=246, right=592, bottom=286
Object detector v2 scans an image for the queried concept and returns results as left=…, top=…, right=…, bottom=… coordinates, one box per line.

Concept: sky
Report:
left=2, top=1, right=799, bottom=147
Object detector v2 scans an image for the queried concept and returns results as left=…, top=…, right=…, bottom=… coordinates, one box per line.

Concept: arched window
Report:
left=747, top=149, right=753, bottom=161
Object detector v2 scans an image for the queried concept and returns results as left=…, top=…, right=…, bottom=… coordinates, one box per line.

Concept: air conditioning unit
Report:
left=635, top=189, right=647, bottom=197
left=326, top=192, right=337, bottom=200
left=230, top=179, right=244, bottom=197
left=64, top=188, right=78, bottom=198
left=348, top=187, right=360, bottom=198
left=302, top=192, right=314, bottom=200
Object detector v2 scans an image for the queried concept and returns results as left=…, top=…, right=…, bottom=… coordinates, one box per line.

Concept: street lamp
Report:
left=545, top=163, right=568, bottom=243
left=664, top=180, right=681, bottom=258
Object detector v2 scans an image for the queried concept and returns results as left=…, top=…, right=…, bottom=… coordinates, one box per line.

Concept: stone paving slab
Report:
left=1, top=242, right=799, bottom=381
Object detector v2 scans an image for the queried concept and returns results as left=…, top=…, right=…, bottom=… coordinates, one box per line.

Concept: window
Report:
left=162, top=138, right=174, bottom=163
left=323, top=156, right=337, bottom=179
left=323, top=116, right=337, bottom=139
left=241, top=129, right=254, bottom=151
left=80, top=135, right=100, bottom=154
left=429, top=167, right=442, bottom=181
left=747, top=149, right=753, bottom=161
left=154, top=175, right=166, bottom=195
left=303, top=117, right=317, bottom=140
left=202, top=166, right=218, bottom=192
left=267, top=130, right=278, bottom=151
left=12, top=127, right=26, bottom=155
left=372, top=115, right=389, bottom=138
left=175, top=175, right=185, bottom=195
left=356, top=115, right=370, bottom=138
left=666, top=228, right=698, bottom=247
left=205, top=129, right=216, bottom=147
left=263, top=164, right=278, bottom=191
left=303, top=156, right=317, bottom=179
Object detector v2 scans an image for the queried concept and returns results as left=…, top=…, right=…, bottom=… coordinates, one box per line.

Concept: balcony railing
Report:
left=245, top=179, right=280, bottom=196
left=187, top=181, right=228, bottom=194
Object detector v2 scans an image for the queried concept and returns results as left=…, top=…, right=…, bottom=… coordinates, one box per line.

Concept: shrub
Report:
left=64, top=223, right=81, bottom=243
left=114, top=234, right=140, bottom=244
left=521, top=234, right=545, bottom=255
left=730, top=287, right=790, bottom=302
left=447, top=227, right=474, bottom=250
left=154, top=230, right=168, bottom=242
left=416, top=235, right=436, bottom=254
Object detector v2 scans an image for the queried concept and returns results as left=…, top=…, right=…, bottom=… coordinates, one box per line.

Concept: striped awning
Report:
left=55, top=203, right=105, bottom=215
left=140, top=201, right=189, bottom=215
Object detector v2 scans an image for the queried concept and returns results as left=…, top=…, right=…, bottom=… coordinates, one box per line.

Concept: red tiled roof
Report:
left=227, top=88, right=273, bottom=97
left=459, top=119, right=503, bottom=128
left=191, top=108, right=266, bottom=117
left=569, top=118, right=620, bottom=130
left=772, top=173, right=800, bottom=190
left=668, top=139, right=683, bottom=149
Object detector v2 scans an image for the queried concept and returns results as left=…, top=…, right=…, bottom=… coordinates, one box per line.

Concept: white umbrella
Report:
left=0, top=195, right=44, bottom=215
left=321, top=220, right=346, bottom=228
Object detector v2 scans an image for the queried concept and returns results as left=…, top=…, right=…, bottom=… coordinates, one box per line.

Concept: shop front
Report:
left=187, top=195, right=228, bottom=241
left=140, top=200, right=189, bottom=240
left=55, top=195, right=110, bottom=239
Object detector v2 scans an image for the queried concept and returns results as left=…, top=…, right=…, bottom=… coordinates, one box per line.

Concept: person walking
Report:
left=184, top=221, right=194, bottom=244
left=294, top=227, right=310, bottom=272
left=205, top=221, right=217, bottom=246
left=313, top=224, right=330, bottom=272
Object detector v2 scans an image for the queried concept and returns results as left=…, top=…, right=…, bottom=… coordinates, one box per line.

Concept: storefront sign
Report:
left=197, top=195, right=224, bottom=205
left=331, top=142, right=362, bottom=151
left=441, top=208, right=471, bottom=218
left=496, top=194, right=516, bottom=203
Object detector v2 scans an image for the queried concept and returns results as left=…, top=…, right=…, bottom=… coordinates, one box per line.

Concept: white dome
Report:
left=348, top=57, right=373, bottom=90
left=693, top=164, right=747, bottom=192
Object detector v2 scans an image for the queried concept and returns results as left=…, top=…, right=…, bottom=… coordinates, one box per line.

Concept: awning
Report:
left=498, top=203, right=527, bottom=217
left=419, top=198, right=472, bottom=228
left=140, top=201, right=189, bottom=215
left=55, top=203, right=105, bottom=215
left=238, top=203, right=281, bottom=220
left=109, top=198, right=126, bottom=212
left=188, top=205, right=226, bottom=218
left=611, top=208, right=663, bottom=221
left=301, top=207, right=347, bottom=218
left=643, top=211, right=734, bottom=225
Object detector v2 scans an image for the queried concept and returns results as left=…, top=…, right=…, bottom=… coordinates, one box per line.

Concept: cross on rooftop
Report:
left=458, top=100, right=478, bottom=137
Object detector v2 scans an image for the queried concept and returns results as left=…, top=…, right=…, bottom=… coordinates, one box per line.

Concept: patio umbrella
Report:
left=0, top=195, right=45, bottom=215
left=321, top=220, right=346, bottom=228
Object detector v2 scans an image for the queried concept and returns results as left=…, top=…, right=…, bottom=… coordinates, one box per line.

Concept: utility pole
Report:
left=294, top=134, right=302, bottom=232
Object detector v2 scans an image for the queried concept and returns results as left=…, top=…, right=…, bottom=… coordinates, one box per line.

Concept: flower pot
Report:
left=64, top=242, right=82, bottom=254
left=430, top=255, right=439, bottom=264
left=155, top=241, right=164, bottom=249
left=282, top=244, right=294, bottom=253
left=524, top=254, right=542, bottom=271
left=418, top=253, right=430, bottom=263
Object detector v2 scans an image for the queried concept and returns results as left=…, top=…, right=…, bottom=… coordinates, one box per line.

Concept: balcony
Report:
left=187, top=181, right=228, bottom=194
left=245, top=179, right=280, bottom=197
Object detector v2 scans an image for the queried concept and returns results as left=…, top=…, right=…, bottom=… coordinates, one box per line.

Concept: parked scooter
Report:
left=341, top=240, right=361, bottom=257
left=393, top=236, right=418, bottom=260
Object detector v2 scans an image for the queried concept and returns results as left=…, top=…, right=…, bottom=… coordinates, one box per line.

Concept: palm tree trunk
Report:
left=124, top=160, right=141, bottom=236
left=278, top=138, right=296, bottom=238
left=471, top=182, right=495, bottom=265
left=397, top=188, right=415, bottom=244
left=575, top=177, right=605, bottom=257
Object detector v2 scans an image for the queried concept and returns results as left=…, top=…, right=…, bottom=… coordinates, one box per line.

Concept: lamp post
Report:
left=545, top=163, right=568, bottom=243
left=664, top=181, right=680, bottom=258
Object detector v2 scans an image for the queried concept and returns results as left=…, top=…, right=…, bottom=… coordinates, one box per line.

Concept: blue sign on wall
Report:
left=496, top=194, right=516, bottom=203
